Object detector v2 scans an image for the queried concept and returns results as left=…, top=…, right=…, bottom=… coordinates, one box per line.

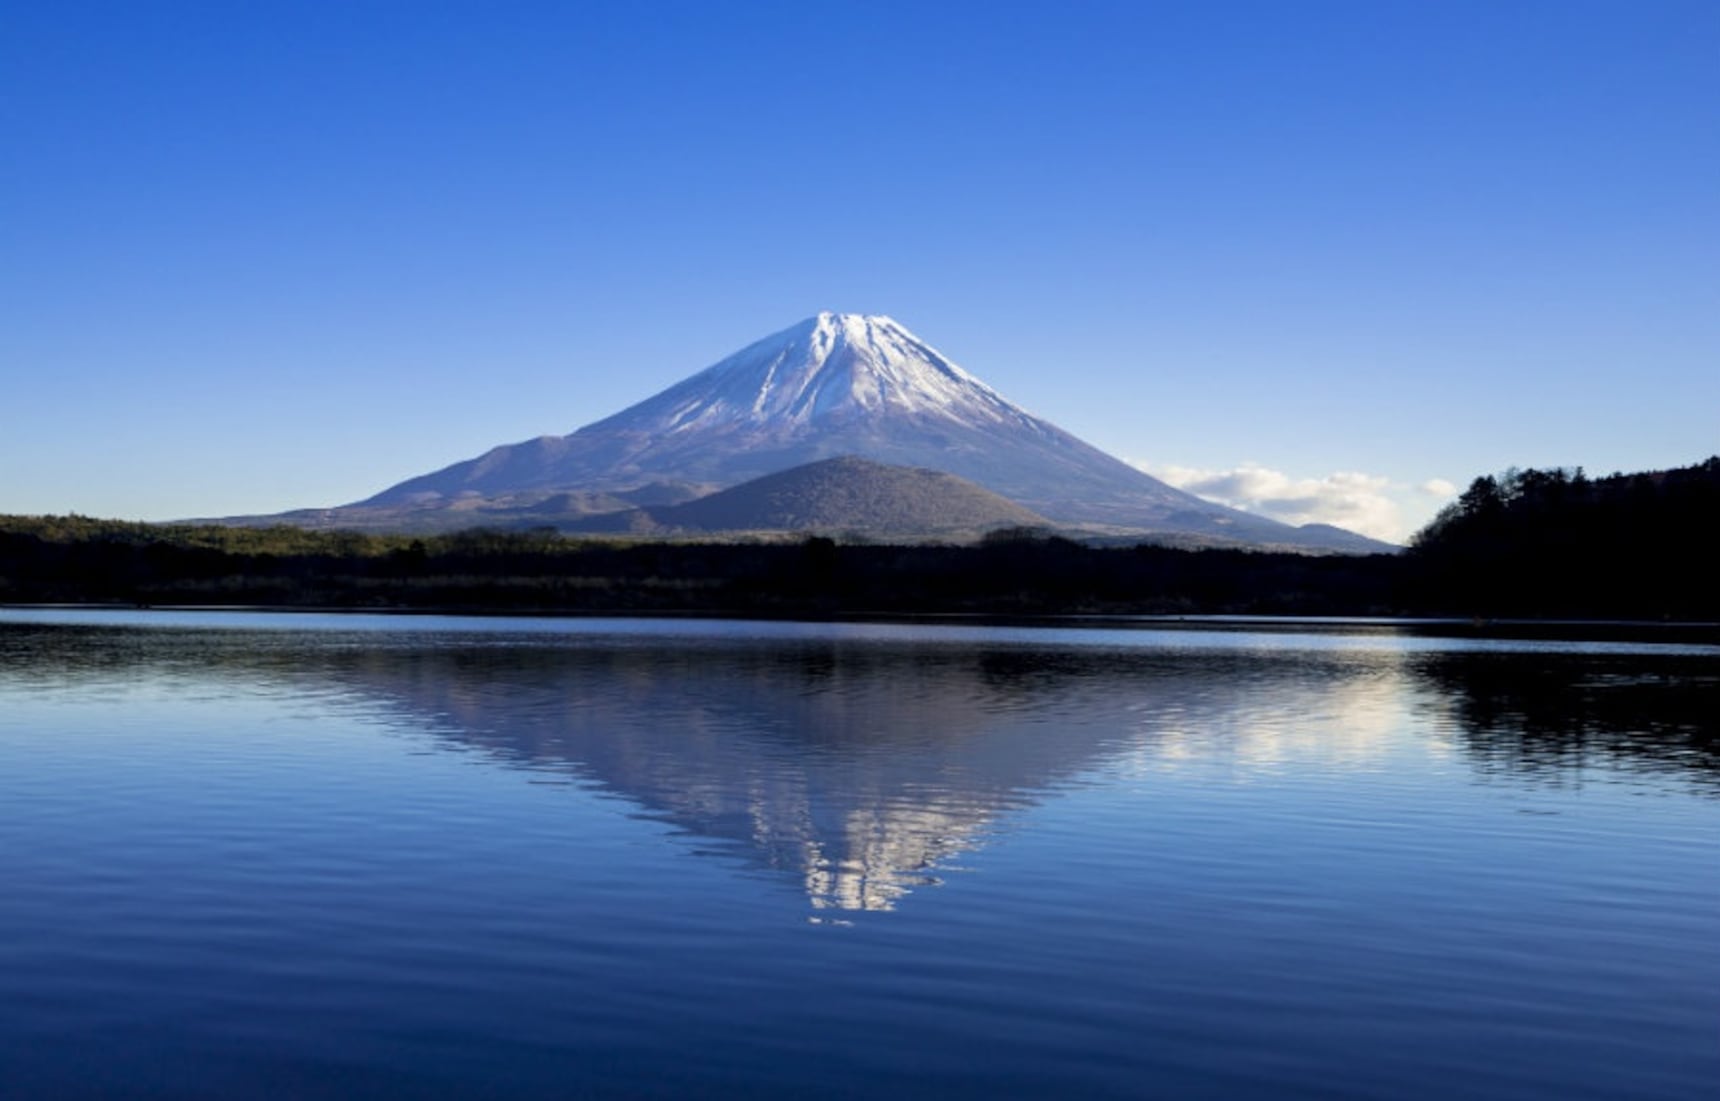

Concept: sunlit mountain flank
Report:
left=298, top=313, right=1392, bottom=550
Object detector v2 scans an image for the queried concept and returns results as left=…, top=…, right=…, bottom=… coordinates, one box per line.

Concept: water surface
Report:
left=1, top=610, right=1715, bottom=1099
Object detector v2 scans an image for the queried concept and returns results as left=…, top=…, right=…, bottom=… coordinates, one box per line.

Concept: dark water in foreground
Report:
left=0, top=610, right=1715, bottom=1100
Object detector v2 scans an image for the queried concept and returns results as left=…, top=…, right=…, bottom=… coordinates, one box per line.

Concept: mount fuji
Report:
left=309, top=313, right=1388, bottom=551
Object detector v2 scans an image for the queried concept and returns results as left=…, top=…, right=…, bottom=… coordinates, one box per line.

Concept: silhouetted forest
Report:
left=1404, top=456, right=1718, bottom=618
left=0, top=517, right=1396, bottom=615
left=1, top=457, right=1713, bottom=620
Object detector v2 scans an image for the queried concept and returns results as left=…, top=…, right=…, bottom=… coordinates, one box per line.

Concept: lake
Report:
left=1, top=609, right=1715, bottom=1099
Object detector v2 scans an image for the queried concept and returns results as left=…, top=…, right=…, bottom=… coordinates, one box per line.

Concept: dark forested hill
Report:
left=1407, top=457, right=1719, bottom=618
left=569, top=457, right=1050, bottom=536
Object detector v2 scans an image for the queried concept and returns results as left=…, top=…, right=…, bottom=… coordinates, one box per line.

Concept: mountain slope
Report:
left=348, top=313, right=1387, bottom=551
left=573, top=457, right=1050, bottom=536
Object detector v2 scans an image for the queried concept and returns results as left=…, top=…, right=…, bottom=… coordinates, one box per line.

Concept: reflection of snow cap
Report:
left=801, top=804, right=977, bottom=912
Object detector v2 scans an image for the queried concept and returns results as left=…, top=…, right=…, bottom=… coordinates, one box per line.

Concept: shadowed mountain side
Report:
left=566, top=457, right=1050, bottom=536
left=208, top=482, right=720, bottom=535
left=1291, top=523, right=1400, bottom=555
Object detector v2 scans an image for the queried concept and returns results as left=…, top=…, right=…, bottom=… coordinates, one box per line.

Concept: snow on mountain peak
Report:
left=655, top=312, right=1016, bottom=431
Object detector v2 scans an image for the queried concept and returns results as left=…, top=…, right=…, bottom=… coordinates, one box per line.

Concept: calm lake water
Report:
left=1, top=609, right=1715, bottom=1100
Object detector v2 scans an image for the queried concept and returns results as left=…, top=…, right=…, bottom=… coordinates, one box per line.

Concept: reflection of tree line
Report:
left=4, top=625, right=1715, bottom=907
left=1408, top=652, right=1720, bottom=793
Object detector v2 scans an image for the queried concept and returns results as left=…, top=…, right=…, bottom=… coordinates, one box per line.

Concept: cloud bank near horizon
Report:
left=1135, top=462, right=1457, bottom=543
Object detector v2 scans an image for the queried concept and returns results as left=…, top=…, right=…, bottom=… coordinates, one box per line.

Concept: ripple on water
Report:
left=0, top=613, right=1715, bottom=1099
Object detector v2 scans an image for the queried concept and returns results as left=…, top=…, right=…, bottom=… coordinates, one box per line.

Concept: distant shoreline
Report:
left=5, top=493, right=1715, bottom=625
left=5, top=602, right=1716, bottom=646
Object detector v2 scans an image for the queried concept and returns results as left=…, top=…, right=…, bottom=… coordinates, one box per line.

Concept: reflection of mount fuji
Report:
left=14, top=621, right=1420, bottom=913
left=6, top=619, right=1713, bottom=912
left=304, top=636, right=1720, bottom=913
left=331, top=641, right=1167, bottom=913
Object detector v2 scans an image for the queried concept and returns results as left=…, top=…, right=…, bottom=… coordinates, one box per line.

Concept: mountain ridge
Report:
left=281, top=312, right=1395, bottom=552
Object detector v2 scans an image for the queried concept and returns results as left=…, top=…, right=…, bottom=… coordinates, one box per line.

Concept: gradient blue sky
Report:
left=4, top=1, right=1715, bottom=540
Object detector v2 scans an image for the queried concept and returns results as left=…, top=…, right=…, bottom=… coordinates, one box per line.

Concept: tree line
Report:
left=1404, top=456, right=1717, bottom=618
left=1, top=456, right=1713, bottom=620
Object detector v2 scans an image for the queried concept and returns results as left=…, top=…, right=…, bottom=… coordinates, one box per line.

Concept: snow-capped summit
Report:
left=350, top=314, right=1390, bottom=550
left=610, top=312, right=1029, bottom=437
left=680, top=312, right=1010, bottom=425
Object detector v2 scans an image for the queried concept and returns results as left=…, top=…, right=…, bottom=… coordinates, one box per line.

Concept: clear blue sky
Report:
left=4, top=1, right=1715, bottom=540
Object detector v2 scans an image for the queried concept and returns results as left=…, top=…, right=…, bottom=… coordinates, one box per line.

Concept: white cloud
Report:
left=1419, top=478, right=1458, bottom=498
left=1135, top=461, right=1409, bottom=542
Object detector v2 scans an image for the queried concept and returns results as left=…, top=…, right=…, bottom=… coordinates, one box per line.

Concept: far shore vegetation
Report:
left=2, top=458, right=1714, bottom=623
